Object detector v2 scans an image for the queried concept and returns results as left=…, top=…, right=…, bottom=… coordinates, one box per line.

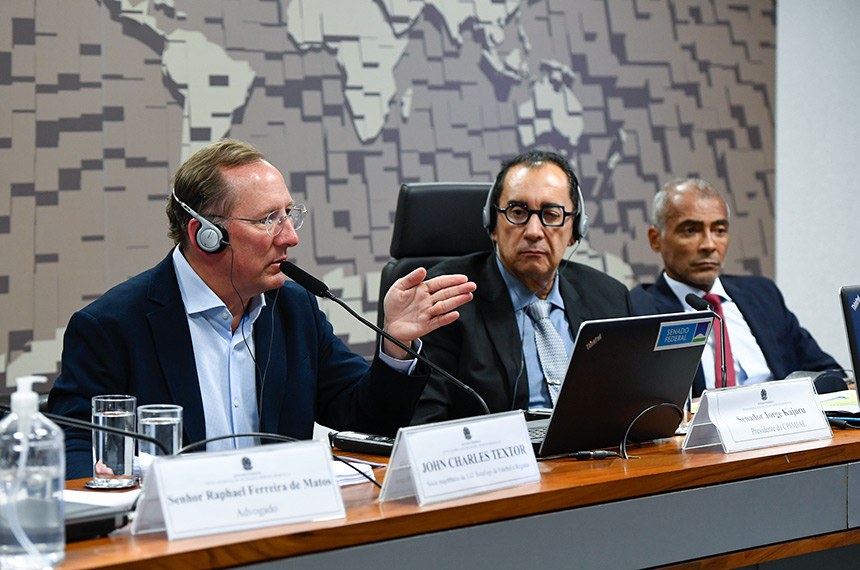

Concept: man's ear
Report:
left=647, top=226, right=662, bottom=253
left=186, top=218, right=201, bottom=252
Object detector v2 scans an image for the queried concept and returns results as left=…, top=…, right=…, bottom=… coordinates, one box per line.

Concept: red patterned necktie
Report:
left=702, top=293, right=737, bottom=388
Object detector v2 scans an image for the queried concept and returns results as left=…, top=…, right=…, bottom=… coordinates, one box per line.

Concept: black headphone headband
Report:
left=172, top=190, right=229, bottom=253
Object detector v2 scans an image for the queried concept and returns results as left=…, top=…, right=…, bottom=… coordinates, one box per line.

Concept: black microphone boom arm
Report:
left=280, top=261, right=491, bottom=416
left=685, top=293, right=728, bottom=389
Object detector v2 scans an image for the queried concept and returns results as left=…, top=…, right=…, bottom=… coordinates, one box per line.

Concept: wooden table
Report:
left=59, top=430, right=860, bottom=569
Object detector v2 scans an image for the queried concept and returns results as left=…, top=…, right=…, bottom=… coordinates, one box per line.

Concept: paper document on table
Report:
left=64, top=488, right=141, bottom=509
left=333, top=459, right=377, bottom=486
left=819, top=389, right=860, bottom=415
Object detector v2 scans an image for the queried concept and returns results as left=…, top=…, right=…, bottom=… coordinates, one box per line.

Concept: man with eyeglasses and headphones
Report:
left=411, top=150, right=632, bottom=424
left=48, top=139, right=476, bottom=479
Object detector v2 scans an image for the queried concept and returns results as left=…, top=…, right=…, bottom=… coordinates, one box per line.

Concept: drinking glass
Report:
left=137, top=404, right=183, bottom=457
left=90, top=394, right=137, bottom=488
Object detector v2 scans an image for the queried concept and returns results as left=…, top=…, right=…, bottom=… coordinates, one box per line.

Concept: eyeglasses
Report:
left=495, top=202, right=573, bottom=227
left=215, top=205, right=308, bottom=236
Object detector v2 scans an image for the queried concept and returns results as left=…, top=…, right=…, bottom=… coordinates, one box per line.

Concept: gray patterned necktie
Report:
left=525, top=300, right=568, bottom=406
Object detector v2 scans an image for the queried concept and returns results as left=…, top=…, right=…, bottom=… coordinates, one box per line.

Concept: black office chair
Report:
left=377, top=182, right=494, bottom=327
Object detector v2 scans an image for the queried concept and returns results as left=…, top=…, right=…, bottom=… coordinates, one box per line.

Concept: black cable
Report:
left=619, top=402, right=683, bottom=459
left=537, top=450, right=619, bottom=461
left=329, top=289, right=491, bottom=416
left=0, top=404, right=169, bottom=455
left=828, top=418, right=860, bottom=430
left=176, top=432, right=382, bottom=488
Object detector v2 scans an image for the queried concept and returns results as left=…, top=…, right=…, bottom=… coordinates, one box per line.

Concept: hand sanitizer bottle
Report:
left=0, top=376, right=65, bottom=569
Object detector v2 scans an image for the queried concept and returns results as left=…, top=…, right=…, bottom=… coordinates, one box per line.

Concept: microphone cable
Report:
left=618, top=402, right=683, bottom=459
left=224, top=247, right=277, bottom=426
left=0, top=404, right=169, bottom=455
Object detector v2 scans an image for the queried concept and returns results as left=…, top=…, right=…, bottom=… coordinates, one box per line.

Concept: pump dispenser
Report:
left=0, top=375, right=65, bottom=568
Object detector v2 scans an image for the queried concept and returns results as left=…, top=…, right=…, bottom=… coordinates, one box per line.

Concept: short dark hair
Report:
left=487, top=150, right=580, bottom=232
left=166, top=139, right=266, bottom=248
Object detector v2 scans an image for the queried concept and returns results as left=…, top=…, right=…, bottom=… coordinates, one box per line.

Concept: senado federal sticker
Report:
left=654, top=318, right=712, bottom=351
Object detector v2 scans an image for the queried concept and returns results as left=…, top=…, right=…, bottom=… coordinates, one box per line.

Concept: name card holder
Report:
left=132, top=440, right=345, bottom=540
left=379, top=411, right=540, bottom=506
left=683, top=377, right=832, bottom=453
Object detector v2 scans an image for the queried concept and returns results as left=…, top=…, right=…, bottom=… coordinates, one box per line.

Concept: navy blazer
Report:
left=411, top=252, right=632, bottom=423
left=630, top=274, right=841, bottom=396
left=48, top=252, right=427, bottom=479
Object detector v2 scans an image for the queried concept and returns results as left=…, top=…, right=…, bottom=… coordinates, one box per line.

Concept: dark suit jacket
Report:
left=47, top=252, right=427, bottom=479
left=411, top=252, right=632, bottom=423
left=630, top=274, right=841, bottom=396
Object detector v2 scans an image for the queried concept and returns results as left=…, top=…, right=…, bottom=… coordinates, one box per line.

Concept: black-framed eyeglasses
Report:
left=495, top=202, right=573, bottom=227
left=214, top=205, right=308, bottom=236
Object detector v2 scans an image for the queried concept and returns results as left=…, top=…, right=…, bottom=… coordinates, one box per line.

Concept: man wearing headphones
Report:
left=411, top=150, right=632, bottom=424
left=48, top=139, right=476, bottom=479
left=631, top=177, right=841, bottom=396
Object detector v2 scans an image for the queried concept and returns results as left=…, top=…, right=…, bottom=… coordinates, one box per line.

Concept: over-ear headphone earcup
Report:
left=573, top=184, right=589, bottom=241
left=482, top=183, right=495, bottom=233
left=196, top=223, right=228, bottom=254
left=576, top=210, right=589, bottom=241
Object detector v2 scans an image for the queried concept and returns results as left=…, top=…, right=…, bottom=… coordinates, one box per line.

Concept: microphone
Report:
left=280, top=261, right=491, bottom=416
left=0, top=404, right=169, bottom=455
left=685, top=293, right=727, bottom=389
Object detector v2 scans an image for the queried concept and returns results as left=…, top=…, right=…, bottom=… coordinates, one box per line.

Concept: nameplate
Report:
left=379, top=411, right=540, bottom=506
left=683, top=377, right=832, bottom=453
left=131, top=440, right=345, bottom=540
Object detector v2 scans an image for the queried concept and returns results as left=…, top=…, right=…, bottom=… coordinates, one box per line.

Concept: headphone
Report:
left=171, top=190, right=229, bottom=253
left=481, top=178, right=589, bottom=242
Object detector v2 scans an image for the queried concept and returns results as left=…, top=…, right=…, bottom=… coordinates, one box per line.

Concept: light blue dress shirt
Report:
left=171, top=247, right=418, bottom=451
left=172, top=247, right=264, bottom=451
left=496, top=257, right=574, bottom=408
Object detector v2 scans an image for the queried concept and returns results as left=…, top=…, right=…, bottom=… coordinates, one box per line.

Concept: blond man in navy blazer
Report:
left=49, top=139, right=476, bottom=479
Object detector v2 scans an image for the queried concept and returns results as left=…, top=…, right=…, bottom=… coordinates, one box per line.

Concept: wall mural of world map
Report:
left=0, top=0, right=774, bottom=390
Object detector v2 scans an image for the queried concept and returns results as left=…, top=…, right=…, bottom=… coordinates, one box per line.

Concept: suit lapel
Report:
left=476, top=257, right=528, bottom=406
left=146, top=254, right=206, bottom=446
left=652, top=274, right=685, bottom=313
left=653, top=274, right=706, bottom=395
left=254, top=291, right=287, bottom=435
left=558, top=272, right=583, bottom=334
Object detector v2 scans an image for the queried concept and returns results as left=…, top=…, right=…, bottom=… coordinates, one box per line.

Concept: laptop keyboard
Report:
left=528, top=425, right=548, bottom=440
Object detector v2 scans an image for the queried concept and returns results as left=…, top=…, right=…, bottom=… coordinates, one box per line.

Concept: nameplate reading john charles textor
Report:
left=379, top=411, right=540, bottom=506
left=132, top=440, right=345, bottom=540
left=683, top=377, right=832, bottom=453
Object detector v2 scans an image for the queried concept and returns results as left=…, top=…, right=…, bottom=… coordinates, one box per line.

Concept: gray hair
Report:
left=651, top=177, right=731, bottom=230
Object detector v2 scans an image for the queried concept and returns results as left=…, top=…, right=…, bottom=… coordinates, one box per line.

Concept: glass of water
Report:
left=137, top=404, right=183, bottom=457
left=90, top=394, right=136, bottom=488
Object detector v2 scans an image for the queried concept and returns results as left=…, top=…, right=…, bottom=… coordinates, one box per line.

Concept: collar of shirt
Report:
left=661, top=272, right=771, bottom=388
left=495, top=256, right=569, bottom=408
left=172, top=246, right=266, bottom=326
left=495, top=256, right=565, bottom=314
left=662, top=273, right=731, bottom=307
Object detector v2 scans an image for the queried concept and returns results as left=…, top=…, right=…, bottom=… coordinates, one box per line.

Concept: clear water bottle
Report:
left=0, top=376, right=65, bottom=569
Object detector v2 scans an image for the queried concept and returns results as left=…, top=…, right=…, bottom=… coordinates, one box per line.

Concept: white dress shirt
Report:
left=663, top=274, right=773, bottom=389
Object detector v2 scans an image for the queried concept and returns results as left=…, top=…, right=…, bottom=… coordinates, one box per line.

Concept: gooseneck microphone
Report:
left=280, top=261, right=491, bottom=416
left=685, top=293, right=727, bottom=389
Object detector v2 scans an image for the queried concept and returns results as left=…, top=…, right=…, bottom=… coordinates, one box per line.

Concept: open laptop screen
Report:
left=533, top=310, right=713, bottom=457
left=840, top=285, right=860, bottom=380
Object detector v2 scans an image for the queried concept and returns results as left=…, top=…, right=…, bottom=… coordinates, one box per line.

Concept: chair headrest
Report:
left=390, top=182, right=494, bottom=258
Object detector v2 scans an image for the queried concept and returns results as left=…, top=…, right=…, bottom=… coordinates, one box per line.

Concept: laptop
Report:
left=840, top=285, right=860, bottom=385
left=529, top=311, right=714, bottom=457
left=65, top=501, right=130, bottom=542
